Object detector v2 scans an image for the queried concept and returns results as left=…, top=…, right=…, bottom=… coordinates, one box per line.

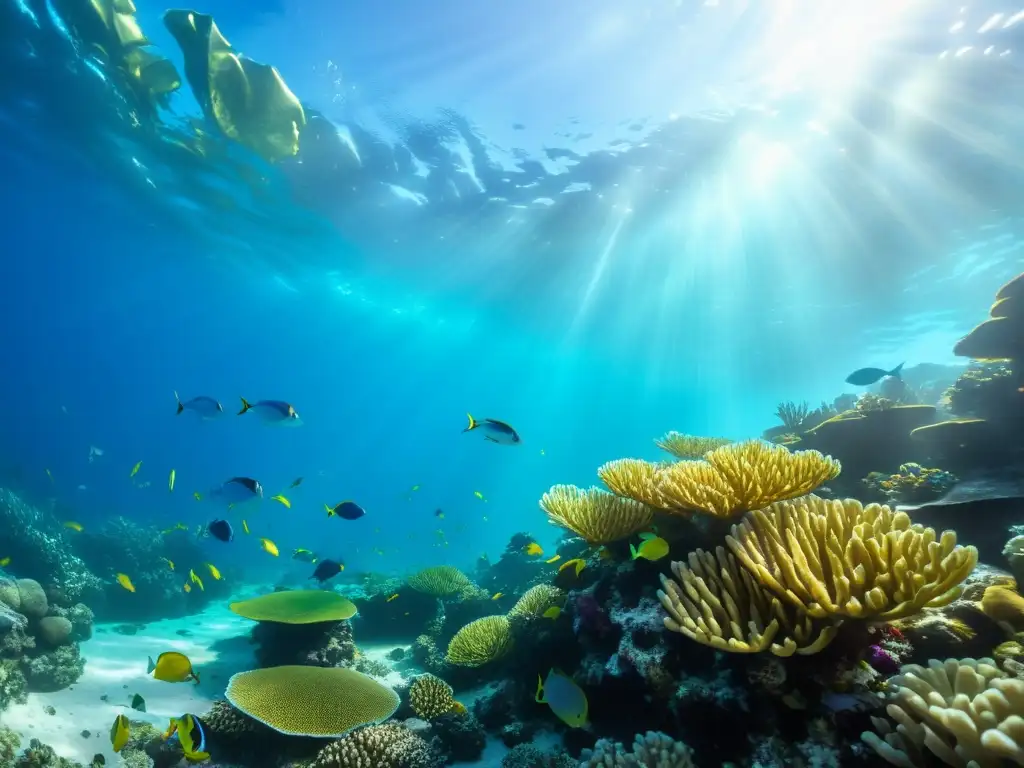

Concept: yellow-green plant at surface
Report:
left=654, top=432, right=730, bottom=460
left=508, top=585, right=563, bottom=620
left=229, top=590, right=357, bottom=623
left=406, top=566, right=472, bottom=597
left=225, top=666, right=399, bottom=737
left=862, top=657, right=1024, bottom=767
left=408, top=674, right=464, bottom=719
left=445, top=616, right=514, bottom=667
left=540, top=485, right=653, bottom=544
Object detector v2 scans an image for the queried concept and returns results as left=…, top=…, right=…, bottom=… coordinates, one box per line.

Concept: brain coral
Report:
left=409, top=674, right=463, bottom=719
left=406, top=566, right=472, bottom=597
left=16, top=579, right=48, bottom=619
left=225, top=666, right=399, bottom=737
left=445, top=616, right=514, bottom=667
left=37, top=617, right=72, bottom=647
left=229, top=590, right=357, bottom=624
left=312, top=723, right=440, bottom=768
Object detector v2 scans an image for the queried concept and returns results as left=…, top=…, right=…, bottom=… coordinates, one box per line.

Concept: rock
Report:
left=16, top=579, right=48, bottom=618
left=0, top=579, right=20, bottom=611
left=38, top=616, right=73, bottom=647
left=0, top=602, right=26, bottom=633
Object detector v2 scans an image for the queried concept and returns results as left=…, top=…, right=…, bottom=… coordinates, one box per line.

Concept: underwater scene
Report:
left=5, top=0, right=1024, bottom=766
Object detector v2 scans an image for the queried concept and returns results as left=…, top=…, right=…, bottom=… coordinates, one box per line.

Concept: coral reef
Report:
left=862, top=463, right=958, bottom=506
left=250, top=618, right=355, bottom=668
left=653, top=433, right=731, bottom=460
left=580, top=730, right=696, bottom=767
left=501, top=744, right=576, bottom=768
left=445, top=615, right=514, bottom=667
left=541, top=486, right=654, bottom=544
left=407, top=566, right=474, bottom=597
left=408, top=674, right=463, bottom=719
left=430, top=712, right=486, bottom=763
left=310, top=723, right=441, bottom=768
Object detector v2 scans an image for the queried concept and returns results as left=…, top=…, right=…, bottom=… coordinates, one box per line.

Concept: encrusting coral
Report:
left=445, top=615, right=514, bottom=667
left=225, top=666, right=400, bottom=737
left=653, top=432, right=731, bottom=460
left=658, top=495, right=977, bottom=656
left=862, top=657, right=1024, bottom=767
left=408, top=674, right=465, bottom=719
left=311, top=723, right=441, bottom=768
left=406, top=566, right=473, bottom=597
left=540, top=485, right=653, bottom=545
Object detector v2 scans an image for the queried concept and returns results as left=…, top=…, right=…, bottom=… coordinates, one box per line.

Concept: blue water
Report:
left=3, top=0, right=1024, bottom=581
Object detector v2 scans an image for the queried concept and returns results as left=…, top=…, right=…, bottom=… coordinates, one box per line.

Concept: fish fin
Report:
left=184, top=751, right=210, bottom=763
left=638, top=532, right=657, bottom=540
left=889, top=361, right=905, bottom=379
left=175, top=391, right=184, bottom=415
left=147, top=656, right=155, bottom=674
left=629, top=543, right=639, bottom=559
left=238, top=397, right=251, bottom=415
left=534, top=674, right=546, bottom=703
left=325, top=504, right=334, bottom=517
left=484, top=436, right=498, bottom=443
left=463, top=413, right=477, bottom=432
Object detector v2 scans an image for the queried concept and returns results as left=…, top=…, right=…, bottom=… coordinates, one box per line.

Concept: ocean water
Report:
left=3, top=0, right=1024, bottom=766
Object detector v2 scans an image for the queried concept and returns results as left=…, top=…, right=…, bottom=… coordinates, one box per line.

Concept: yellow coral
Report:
left=656, top=441, right=841, bottom=518
left=508, top=585, right=564, bottom=620
left=654, top=432, right=731, bottom=460
left=312, top=723, right=437, bottom=768
left=540, top=485, right=653, bottom=545
left=598, top=459, right=666, bottom=508
left=657, top=547, right=836, bottom=657
left=229, top=590, right=357, bottom=624
left=408, top=674, right=463, bottom=719
left=727, top=495, right=977, bottom=621
left=225, top=666, right=399, bottom=737
left=445, top=616, right=513, bottom=667
left=406, top=566, right=472, bottom=597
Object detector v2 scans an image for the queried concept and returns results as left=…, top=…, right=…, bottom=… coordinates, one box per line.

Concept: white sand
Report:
left=1, top=603, right=256, bottom=765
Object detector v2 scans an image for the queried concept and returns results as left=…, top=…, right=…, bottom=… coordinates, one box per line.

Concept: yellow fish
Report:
left=545, top=555, right=561, bottom=564
left=163, top=714, right=209, bottom=762
left=559, top=558, right=586, bottom=577
left=193, top=491, right=202, bottom=501
left=492, top=592, right=504, bottom=600
left=524, top=542, right=543, bottom=556
left=386, top=593, right=399, bottom=602
left=473, top=491, right=487, bottom=501
left=242, top=519, right=250, bottom=535
left=270, top=494, right=290, bottom=508
left=205, top=563, right=222, bottom=580
left=110, top=714, right=130, bottom=753
left=188, top=568, right=205, bottom=592
left=536, top=669, right=588, bottom=728
left=410, top=484, right=420, bottom=492
left=183, top=582, right=191, bottom=593
left=161, top=557, right=175, bottom=571
left=260, top=538, right=279, bottom=557
left=130, top=461, right=142, bottom=478
left=147, top=651, right=199, bottom=684
left=0, top=557, right=9, bottom=567
left=116, top=573, right=135, bottom=592
left=168, top=469, right=176, bottom=492
left=543, top=606, right=562, bottom=620
left=63, top=521, right=83, bottom=532
left=45, top=468, right=54, bottom=484
left=630, top=533, right=669, bottom=562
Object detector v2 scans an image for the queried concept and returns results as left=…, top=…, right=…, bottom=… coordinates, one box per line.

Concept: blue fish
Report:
left=238, top=397, right=301, bottom=425
left=207, top=519, right=233, bottom=542
left=463, top=413, right=521, bottom=445
left=845, top=362, right=904, bottom=387
left=210, top=477, right=263, bottom=506
left=535, top=668, right=588, bottom=728
left=175, top=392, right=223, bottom=419
left=325, top=501, right=366, bottom=521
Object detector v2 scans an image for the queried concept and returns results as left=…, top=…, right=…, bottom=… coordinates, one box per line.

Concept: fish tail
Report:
left=534, top=675, right=546, bottom=703
left=325, top=504, right=334, bottom=517
left=175, top=391, right=184, bottom=415
left=238, top=397, right=252, bottom=415
left=463, top=412, right=477, bottom=432
left=629, top=543, right=639, bottom=560
left=147, top=656, right=156, bottom=674
left=889, top=361, right=905, bottom=379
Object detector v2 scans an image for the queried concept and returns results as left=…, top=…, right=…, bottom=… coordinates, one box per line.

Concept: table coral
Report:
left=653, top=432, right=731, bottom=460
left=540, top=485, right=653, bottom=544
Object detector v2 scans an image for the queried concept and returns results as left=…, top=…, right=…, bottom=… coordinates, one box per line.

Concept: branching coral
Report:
left=727, top=495, right=977, bottom=622
left=776, top=401, right=811, bottom=431
left=580, top=731, right=696, bottom=767
left=445, top=615, right=513, bottom=667
left=862, top=657, right=1024, bottom=767
left=540, top=485, right=653, bottom=544
left=406, top=566, right=473, bottom=597
left=409, top=674, right=464, bottom=719
left=654, top=432, right=731, bottom=460
left=656, top=441, right=841, bottom=519
left=598, top=460, right=665, bottom=508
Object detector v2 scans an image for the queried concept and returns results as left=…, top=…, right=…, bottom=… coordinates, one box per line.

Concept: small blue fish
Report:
left=325, top=501, right=366, bottom=521
left=845, top=362, right=904, bottom=387
left=463, top=413, right=521, bottom=445
left=175, top=392, right=223, bottom=419
left=535, top=668, right=588, bottom=728
left=238, top=397, right=301, bottom=425
left=210, top=477, right=263, bottom=506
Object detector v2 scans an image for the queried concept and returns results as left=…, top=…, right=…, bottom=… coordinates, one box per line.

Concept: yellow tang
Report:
left=148, top=651, right=200, bottom=684
left=491, top=592, right=503, bottom=600
left=63, top=521, right=83, bottom=532
left=110, top=713, right=130, bottom=753
left=523, top=542, right=543, bottom=556
left=558, top=558, right=586, bottom=577
left=535, top=668, right=588, bottom=728
left=130, top=461, right=142, bottom=478
left=543, top=606, right=562, bottom=620
left=168, top=469, right=176, bottom=492
left=242, top=519, right=250, bottom=535
left=270, top=494, right=290, bottom=508
left=206, top=563, right=222, bottom=580
left=260, top=538, right=279, bottom=557
left=630, top=533, right=669, bottom=562
left=0, top=557, right=9, bottom=567
left=545, top=555, right=561, bottom=564
left=116, top=573, right=135, bottom=592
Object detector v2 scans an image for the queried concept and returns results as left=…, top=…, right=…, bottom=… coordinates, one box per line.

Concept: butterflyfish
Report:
left=163, top=714, right=210, bottom=762
left=168, top=469, right=176, bottom=492
left=524, top=542, right=543, bottom=556
left=237, top=397, right=301, bottom=425
left=463, top=413, right=522, bottom=445
left=175, top=392, right=223, bottom=419
left=63, top=521, right=83, bottom=532
left=116, top=574, right=135, bottom=592
left=630, top=533, right=669, bottom=562
left=148, top=651, right=199, bottom=684
left=325, top=501, right=366, bottom=520
left=110, top=714, right=130, bottom=753
left=205, top=563, right=222, bottom=580
left=270, top=494, right=290, bottom=508
left=260, top=537, right=279, bottom=556
left=130, top=461, right=142, bottom=478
